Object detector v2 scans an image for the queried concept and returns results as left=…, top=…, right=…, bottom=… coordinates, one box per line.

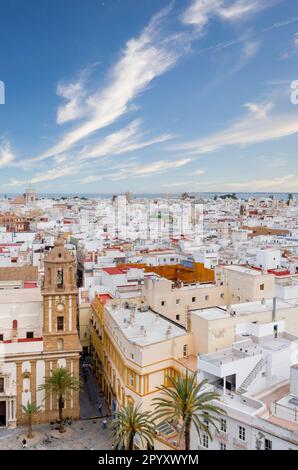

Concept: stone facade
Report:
left=0, top=235, right=81, bottom=428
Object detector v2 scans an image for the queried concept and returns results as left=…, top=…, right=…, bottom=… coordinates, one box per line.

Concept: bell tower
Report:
left=42, top=234, right=80, bottom=352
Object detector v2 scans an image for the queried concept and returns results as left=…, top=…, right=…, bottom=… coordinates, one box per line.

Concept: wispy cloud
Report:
left=79, top=158, right=192, bottom=184
left=79, top=119, right=172, bottom=161
left=5, top=164, right=78, bottom=187
left=56, top=77, right=87, bottom=124
left=182, top=0, right=266, bottom=29
left=171, top=101, right=298, bottom=155
left=0, top=139, right=15, bottom=167
left=31, top=6, right=190, bottom=163
left=216, top=174, right=297, bottom=191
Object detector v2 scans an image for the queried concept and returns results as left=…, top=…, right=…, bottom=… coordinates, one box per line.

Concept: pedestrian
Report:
left=102, top=419, right=107, bottom=430
left=98, top=403, right=102, bottom=416
left=22, top=438, right=28, bottom=449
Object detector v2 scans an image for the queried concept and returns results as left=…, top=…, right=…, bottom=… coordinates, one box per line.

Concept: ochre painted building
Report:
left=0, top=235, right=81, bottom=428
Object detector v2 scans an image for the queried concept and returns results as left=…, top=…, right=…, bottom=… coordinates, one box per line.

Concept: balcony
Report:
left=233, top=437, right=247, bottom=449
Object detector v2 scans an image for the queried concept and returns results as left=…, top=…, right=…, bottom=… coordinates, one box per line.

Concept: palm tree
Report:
left=38, top=367, right=80, bottom=433
left=22, top=401, right=41, bottom=438
left=153, top=372, right=226, bottom=450
left=110, top=403, right=156, bottom=450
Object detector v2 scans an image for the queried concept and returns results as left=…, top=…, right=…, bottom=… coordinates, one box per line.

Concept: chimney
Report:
left=272, top=297, right=277, bottom=322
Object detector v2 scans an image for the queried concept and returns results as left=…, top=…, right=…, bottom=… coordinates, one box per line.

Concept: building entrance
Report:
left=0, top=401, right=6, bottom=426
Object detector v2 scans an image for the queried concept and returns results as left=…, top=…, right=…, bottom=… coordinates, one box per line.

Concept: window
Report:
left=192, top=297, right=196, bottom=303
left=260, top=283, right=265, bottom=291
left=202, top=434, right=209, bottom=448
left=239, top=426, right=246, bottom=441
left=26, top=331, right=34, bottom=339
left=161, top=301, right=165, bottom=307
left=203, top=412, right=209, bottom=428
left=176, top=299, right=180, bottom=305
left=220, top=418, right=227, bottom=433
left=57, top=316, right=64, bottom=331
left=220, top=293, right=225, bottom=299
left=264, top=439, right=272, bottom=450
left=205, top=295, right=209, bottom=301
left=183, top=344, right=188, bottom=357
left=57, top=268, right=63, bottom=287
left=129, top=371, right=134, bottom=387
left=0, top=377, right=4, bottom=393
left=176, top=315, right=180, bottom=321
left=220, top=443, right=226, bottom=450
left=0, top=334, right=3, bottom=341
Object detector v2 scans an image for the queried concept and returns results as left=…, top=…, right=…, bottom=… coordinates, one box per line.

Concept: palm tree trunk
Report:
left=58, top=396, right=65, bottom=433
left=28, top=416, right=33, bottom=439
left=128, top=433, right=135, bottom=451
left=185, top=419, right=191, bottom=451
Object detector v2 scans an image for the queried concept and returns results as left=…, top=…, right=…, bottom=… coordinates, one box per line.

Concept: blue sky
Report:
left=0, top=0, right=298, bottom=194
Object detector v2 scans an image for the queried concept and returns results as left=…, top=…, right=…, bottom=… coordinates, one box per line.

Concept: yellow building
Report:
left=89, top=296, right=195, bottom=449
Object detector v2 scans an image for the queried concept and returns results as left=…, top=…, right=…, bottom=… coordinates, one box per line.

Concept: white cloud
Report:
left=294, top=32, right=298, bottom=48
left=217, top=174, right=297, bottom=191
left=182, top=0, right=264, bottom=28
left=0, top=139, right=15, bottom=167
left=93, top=158, right=193, bottom=182
left=5, top=165, right=78, bottom=187
left=172, top=101, right=298, bottom=155
left=133, top=158, right=192, bottom=176
left=219, top=0, right=261, bottom=20
left=79, top=119, right=172, bottom=160
left=244, top=101, right=273, bottom=119
left=56, top=78, right=87, bottom=124
left=32, top=7, right=189, bottom=163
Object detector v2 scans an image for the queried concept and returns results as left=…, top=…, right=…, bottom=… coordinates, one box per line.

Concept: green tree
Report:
left=22, top=401, right=41, bottom=438
left=38, top=367, right=80, bottom=433
left=110, top=403, right=156, bottom=450
left=153, top=372, right=226, bottom=450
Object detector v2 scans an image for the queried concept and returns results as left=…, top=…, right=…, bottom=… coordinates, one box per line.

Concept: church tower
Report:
left=42, top=234, right=80, bottom=353
left=25, top=186, right=36, bottom=206
left=40, top=234, right=81, bottom=421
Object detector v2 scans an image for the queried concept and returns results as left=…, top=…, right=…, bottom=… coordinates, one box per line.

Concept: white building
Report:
left=191, top=320, right=298, bottom=450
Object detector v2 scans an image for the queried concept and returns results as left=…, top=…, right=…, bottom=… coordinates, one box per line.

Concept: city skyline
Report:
left=1, top=0, right=298, bottom=194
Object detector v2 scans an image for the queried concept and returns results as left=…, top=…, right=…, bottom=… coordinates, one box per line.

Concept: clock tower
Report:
left=42, top=234, right=80, bottom=353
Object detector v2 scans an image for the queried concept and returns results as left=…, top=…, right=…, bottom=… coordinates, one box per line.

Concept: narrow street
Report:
left=80, top=361, right=110, bottom=419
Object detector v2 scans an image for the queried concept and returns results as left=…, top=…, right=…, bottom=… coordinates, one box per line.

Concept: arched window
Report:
left=57, top=268, right=63, bottom=287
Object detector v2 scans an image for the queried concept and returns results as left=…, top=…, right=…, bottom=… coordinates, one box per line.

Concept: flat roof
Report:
left=192, top=307, right=228, bottom=321
left=106, top=305, right=187, bottom=347
left=102, top=267, right=125, bottom=275
left=193, top=298, right=297, bottom=321
left=223, top=265, right=267, bottom=276
left=0, top=287, right=42, bottom=303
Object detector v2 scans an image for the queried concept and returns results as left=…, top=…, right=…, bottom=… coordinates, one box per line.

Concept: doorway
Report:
left=0, top=401, right=6, bottom=426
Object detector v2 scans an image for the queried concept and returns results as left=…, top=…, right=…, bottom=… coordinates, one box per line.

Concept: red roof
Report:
left=268, top=269, right=291, bottom=277
left=98, top=293, right=112, bottom=305
left=24, top=282, right=37, bottom=288
left=102, top=267, right=124, bottom=275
